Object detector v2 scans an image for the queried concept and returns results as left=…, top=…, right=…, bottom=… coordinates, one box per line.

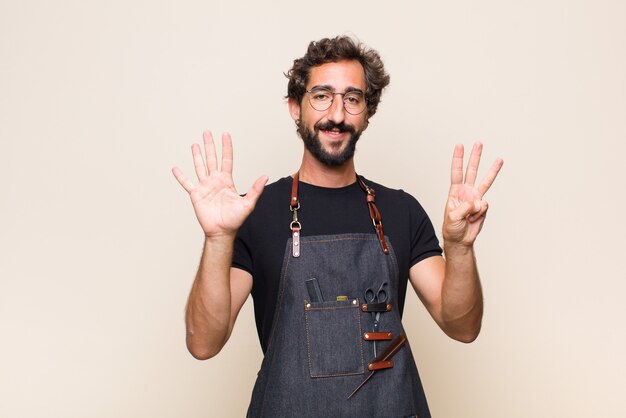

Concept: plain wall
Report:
left=1, top=0, right=625, bottom=417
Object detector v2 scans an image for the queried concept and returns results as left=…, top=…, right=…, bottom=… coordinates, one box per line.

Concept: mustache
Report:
left=314, top=121, right=356, bottom=134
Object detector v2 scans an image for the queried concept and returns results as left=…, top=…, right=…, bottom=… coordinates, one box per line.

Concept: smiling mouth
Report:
left=315, top=121, right=355, bottom=138
left=320, top=128, right=346, bottom=138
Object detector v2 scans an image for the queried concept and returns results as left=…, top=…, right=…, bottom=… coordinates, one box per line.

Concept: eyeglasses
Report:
left=305, top=88, right=367, bottom=115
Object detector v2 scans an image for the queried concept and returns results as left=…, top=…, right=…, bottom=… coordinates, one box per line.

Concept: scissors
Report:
left=364, top=281, right=389, bottom=356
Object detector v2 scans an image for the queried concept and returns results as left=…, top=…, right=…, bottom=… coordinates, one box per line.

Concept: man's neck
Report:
left=297, top=153, right=357, bottom=188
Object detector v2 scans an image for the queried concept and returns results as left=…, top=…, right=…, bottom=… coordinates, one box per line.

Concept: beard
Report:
left=297, top=120, right=361, bottom=167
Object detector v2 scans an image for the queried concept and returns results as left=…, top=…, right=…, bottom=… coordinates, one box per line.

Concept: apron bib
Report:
left=247, top=176, right=431, bottom=418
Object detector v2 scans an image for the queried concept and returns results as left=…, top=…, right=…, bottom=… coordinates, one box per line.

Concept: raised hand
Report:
left=172, top=131, right=268, bottom=238
left=442, top=142, right=503, bottom=247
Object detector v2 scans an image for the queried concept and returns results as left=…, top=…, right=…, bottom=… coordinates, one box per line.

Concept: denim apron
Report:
left=247, top=176, right=431, bottom=418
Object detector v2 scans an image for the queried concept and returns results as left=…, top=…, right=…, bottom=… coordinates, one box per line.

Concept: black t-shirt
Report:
left=233, top=176, right=442, bottom=353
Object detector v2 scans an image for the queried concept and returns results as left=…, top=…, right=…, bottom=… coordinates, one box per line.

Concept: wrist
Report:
left=204, top=232, right=236, bottom=246
left=443, top=241, right=474, bottom=258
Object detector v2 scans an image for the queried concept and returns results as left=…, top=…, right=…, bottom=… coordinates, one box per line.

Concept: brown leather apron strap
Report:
left=290, top=172, right=300, bottom=208
left=290, top=173, right=302, bottom=257
left=356, top=175, right=390, bottom=255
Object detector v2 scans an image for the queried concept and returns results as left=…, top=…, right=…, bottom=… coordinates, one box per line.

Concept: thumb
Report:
left=449, top=199, right=481, bottom=222
left=468, top=200, right=489, bottom=223
left=243, top=175, right=269, bottom=207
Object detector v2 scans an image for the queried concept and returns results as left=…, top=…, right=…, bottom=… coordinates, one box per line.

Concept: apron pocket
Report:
left=304, top=298, right=365, bottom=378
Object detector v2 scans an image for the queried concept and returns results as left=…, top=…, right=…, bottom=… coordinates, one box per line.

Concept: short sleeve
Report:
left=406, top=193, right=443, bottom=267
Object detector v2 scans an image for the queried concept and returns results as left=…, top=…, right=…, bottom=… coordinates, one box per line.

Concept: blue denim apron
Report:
left=247, top=178, right=431, bottom=418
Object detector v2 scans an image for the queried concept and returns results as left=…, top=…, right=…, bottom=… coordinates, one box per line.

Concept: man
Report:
left=173, top=36, right=503, bottom=417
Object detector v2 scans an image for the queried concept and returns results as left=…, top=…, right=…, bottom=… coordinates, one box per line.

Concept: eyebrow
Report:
left=344, top=86, right=365, bottom=95
left=309, top=85, right=365, bottom=95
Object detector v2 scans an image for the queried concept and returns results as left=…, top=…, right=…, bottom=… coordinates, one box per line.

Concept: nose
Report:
left=326, top=93, right=346, bottom=124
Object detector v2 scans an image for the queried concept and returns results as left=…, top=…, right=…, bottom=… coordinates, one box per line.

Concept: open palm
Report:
left=172, top=131, right=267, bottom=238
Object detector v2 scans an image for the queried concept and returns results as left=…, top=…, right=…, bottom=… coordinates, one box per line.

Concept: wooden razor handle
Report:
left=367, top=332, right=407, bottom=370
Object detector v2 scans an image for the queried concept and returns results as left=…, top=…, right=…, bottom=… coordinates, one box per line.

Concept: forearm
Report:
left=441, top=243, right=483, bottom=342
left=185, top=235, right=235, bottom=359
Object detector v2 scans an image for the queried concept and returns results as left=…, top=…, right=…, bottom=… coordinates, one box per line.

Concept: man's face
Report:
left=290, top=60, right=369, bottom=166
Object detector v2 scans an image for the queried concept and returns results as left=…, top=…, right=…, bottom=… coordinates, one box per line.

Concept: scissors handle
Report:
left=375, top=281, right=389, bottom=303
left=365, top=281, right=389, bottom=304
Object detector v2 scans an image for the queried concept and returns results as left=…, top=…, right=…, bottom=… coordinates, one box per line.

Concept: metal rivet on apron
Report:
left=352, top=299, right=357, bottom=305
left=306, top=303, right=311, bottom=308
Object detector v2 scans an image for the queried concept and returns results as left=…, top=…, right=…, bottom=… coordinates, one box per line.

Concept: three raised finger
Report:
left=478, top=158, right=504, bottom=197
left=464, top=142, right=483, bottom=186
left=450, top=144, right=465, bottom=185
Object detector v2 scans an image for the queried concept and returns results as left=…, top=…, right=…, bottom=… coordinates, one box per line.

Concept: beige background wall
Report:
left=1, top=0, right=625, bottom=417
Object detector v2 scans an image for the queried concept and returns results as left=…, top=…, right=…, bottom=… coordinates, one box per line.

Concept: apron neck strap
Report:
left=356, top=175, right=390, bottom=255
left=290, top=173, right=389, bottom=255
left=290, top=172, right=300, bottom=209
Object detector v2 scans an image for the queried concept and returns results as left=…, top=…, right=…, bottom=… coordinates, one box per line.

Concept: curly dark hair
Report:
left=286, top=36, right=390, bottom=118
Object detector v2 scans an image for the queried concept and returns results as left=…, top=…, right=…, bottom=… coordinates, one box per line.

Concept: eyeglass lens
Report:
left=307, top=89, right=366, bottom=115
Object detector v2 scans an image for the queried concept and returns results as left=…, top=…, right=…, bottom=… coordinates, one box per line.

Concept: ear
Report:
left=288, top=97, right=301, bottom=121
